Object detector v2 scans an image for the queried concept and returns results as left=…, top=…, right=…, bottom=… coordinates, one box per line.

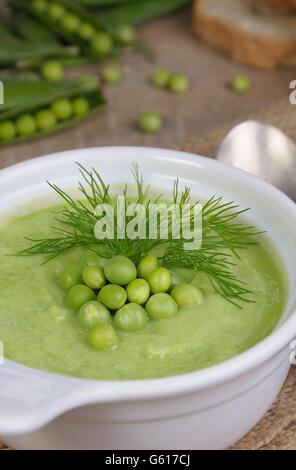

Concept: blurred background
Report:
left=0, top=0, right=295, bottom=168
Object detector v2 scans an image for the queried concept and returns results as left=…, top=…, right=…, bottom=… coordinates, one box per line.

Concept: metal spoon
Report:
left=216, top=120, right=296, bottom=201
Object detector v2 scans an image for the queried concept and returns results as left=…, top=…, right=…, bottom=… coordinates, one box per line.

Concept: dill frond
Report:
left=15, top=164, right=262, bottom=307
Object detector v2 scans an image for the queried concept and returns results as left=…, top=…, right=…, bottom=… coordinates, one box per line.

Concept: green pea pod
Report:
left=0, top=40, right=79, bottom=67
left=0, top=76, right=106, bottom=147
left=11, top=11, right=60, bottom=44
left=0, top=19, right=78, bottom=67
left=0, top=21, right=14, bottom=40
left=97, top=0, right=193, bottom=27
left=0, top=70, right=40, bottom=83
left=9, top=0, right=118, bottom=59
left=73, top=0, right=135, bottom=5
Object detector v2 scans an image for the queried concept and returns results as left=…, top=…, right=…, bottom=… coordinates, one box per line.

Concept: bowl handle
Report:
left=0, top=361, right=114, bottom=436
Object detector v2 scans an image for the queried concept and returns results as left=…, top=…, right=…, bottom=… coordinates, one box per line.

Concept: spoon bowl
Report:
left=216, top=120, right=296, bottom=201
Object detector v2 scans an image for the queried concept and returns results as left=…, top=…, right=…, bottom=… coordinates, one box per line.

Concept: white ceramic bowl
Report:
left=0, top=147, right=296, bottom=450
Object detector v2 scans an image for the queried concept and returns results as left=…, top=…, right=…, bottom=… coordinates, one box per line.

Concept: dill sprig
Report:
left=16, top=164, right=261, bottom=307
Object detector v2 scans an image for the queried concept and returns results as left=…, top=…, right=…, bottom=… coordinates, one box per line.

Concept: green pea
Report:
left=78, top=300, right=111, bottom=330
left=82, top=252, right=106, bottom=268
left=137, top=254, right=158, bottom=281
left=67, top=284, right=96, bottom=311
left=153, top=68, right=171, bottom=88
left=101, top=64, right=122, bottom=84
left=126, top=279, right=150, bottom=304
left=91, top=32, right=113, bottom=56
left=35, top=109, right=57, bottom=131
left=16, top=114, right=37, bottom=136
left=169, top=74, right=190, bottom=94
left=60, top=267, right=83, bottom=292
left=51, top=98, right=73, bottom=120
left=61, top=12, right=80, bottom=33
left=139, top=111, right=163, bottom=133
left=82, top=266, right=106, bottom=290
left=171, top=284, right=203, bottom=307
left=41, top=61, right=64, bottom=82
left=73, top=97, right=90, bottom=117
left=104, top=255, right=137, bottom=285
left=148, top=267, right=171, bottom=294
left=79, top=22, right=96, bottom=41
left=114, top=303, right=148, bottom=332
left=31, top=0, right=48, bottom=14
left=0, top=121, right=16, bottom=140
left=145, top=293, right=178, bottom=320
left=231, top=74, right=252, bottom=93
left=115, top=24, right=136, bottom=46
left=97, top=284, right=127, bottom=310
left=89, top=323, right=118, bottom=351
left=48, top=2, right=65, bottom=21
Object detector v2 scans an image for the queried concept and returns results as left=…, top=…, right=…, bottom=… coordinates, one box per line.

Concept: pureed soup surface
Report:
left=0, top=201, right=285, bottom=380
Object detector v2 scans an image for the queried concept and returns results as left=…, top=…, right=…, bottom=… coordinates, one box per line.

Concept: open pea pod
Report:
left=11, top=11, right=61, bottom=45
left=0, top=76, right=106, bottom=147
left=0, top=19, right=78, bottom=67
left=1, top=16, right=92, bottom=68
left=9, top=0, right=118, bottom=59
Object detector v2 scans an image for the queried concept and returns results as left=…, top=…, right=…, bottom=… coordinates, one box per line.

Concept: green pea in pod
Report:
left=0, top=75, right=106, bottom=147
left=9, top=0, right=118, bottom=59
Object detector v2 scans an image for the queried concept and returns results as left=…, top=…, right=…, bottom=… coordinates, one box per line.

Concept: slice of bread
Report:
left=194, top=0, right=296, bottom=68
left=250, top=0, right=296, bottom=12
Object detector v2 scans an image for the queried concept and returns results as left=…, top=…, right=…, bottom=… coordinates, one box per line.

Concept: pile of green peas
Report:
left=137, top=70, right=191, bottom=133
left=0, top=96, right=90, bottom=141
left=31, top=0, right=136, bottom=56
left=152, top=68, right=191, bottom=94
left=59, top=252, right=204, bottom=352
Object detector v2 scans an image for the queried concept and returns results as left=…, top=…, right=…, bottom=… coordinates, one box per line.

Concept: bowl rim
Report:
left=1, top=145, right=296, bottom=401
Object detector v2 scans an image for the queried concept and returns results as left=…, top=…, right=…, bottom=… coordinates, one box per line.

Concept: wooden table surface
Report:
left=0, top=3, right=295, bottom=450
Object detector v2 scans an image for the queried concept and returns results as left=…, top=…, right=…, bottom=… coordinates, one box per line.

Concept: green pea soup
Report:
left=0, top=195, right=286, bottom=380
